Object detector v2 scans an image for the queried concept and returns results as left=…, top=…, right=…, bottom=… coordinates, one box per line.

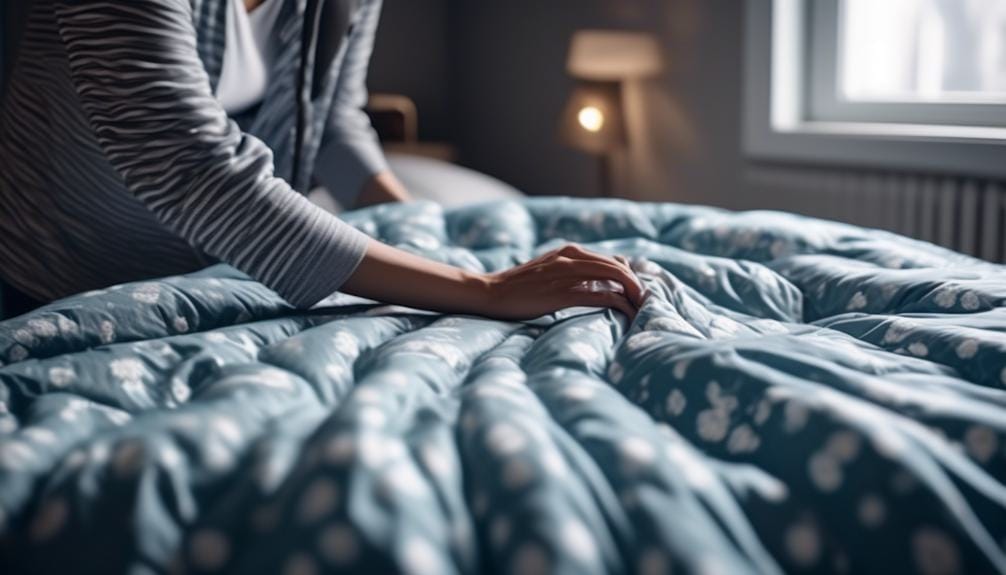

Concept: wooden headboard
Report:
left=365, top=93, right=418, bottom=144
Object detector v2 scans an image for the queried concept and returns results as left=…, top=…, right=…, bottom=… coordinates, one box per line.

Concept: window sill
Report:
left=745, top=120, right=1006, bottom=179
left=785, top=121, right=1006, bottom=144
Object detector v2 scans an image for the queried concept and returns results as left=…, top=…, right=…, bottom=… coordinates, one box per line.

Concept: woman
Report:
left=0, top=0, right=644, bottom=321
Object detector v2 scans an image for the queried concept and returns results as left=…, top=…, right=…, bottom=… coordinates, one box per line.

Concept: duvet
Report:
left=2, top=198, right=1006, bottom=574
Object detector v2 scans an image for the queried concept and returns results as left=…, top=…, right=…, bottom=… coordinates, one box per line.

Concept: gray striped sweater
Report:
left=0, top=0, right=388, bottom=308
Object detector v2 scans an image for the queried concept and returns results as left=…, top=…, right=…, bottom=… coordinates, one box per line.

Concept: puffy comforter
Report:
left=2, top=198, right=1005, bottom=574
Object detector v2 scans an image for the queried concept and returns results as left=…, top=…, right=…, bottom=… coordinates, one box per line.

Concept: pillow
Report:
left=386, top=153, right=524, bottom=207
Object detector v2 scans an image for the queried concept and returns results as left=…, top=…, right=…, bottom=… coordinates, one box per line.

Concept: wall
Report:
left=1, top=2, right=15, bottom=98
left=445, top=0, right=747, bottom=206
left=447, top=2, right=602, bottom=198
left=0, top=6, right=5, bottom=96
left=368, top=0, right=451, bottom=141
left=2, top=3, right=26, bottom=97
left=3, top=3, right=27, bottom=62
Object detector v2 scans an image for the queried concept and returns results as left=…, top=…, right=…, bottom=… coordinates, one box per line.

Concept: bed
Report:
left=2, top=197, right=1005, bottom=574
left=308, top=153, right=525, bottom=213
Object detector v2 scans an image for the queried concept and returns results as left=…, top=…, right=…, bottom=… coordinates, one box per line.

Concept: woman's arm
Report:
left=53, top=0, right=369, bottom=309
left=342, top=241, right=645, bottom=321
left=53, top=0, right=642, bottom=321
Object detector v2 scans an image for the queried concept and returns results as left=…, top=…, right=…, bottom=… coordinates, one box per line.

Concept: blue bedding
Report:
left=1, top=198, right=1005, bottom=574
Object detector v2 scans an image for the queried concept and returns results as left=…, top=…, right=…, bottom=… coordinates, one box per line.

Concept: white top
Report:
left=216, top=0, right=283, bottom=113
left=211, top=0, right=392, bottom=208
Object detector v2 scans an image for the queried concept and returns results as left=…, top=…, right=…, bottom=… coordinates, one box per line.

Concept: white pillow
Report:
left=386, top=153, right=524, bottom=207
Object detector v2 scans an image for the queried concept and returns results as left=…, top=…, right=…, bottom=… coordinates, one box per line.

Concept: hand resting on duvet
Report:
left=342, top=241, right=646, bottom=321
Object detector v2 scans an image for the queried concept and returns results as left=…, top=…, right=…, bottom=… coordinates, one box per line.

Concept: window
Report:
left=841, top=0, right=1006, bottom=103
left=744, top=0, right=1006, bottom=178
left=809, top=0, right=1006, bottom=127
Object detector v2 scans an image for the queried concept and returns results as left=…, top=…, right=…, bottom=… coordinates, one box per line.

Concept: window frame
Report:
left=744, top=0, right=1006, bottom=179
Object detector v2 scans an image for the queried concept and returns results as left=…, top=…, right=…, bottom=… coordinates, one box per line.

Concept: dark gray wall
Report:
left=1, top=7, right=5, bottom=96
left=2, top=2, right=28, bottom=98
left=368, top=0, right=451, bottom=142
left=444, top=0, right=747, bottom=204
left=447, top=2, right=601, bottom=198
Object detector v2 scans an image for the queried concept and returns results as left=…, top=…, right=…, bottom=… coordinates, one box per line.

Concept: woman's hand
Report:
left=341, top=240, right=646, bottom=322
left=484, top=244, right=645, bottom=320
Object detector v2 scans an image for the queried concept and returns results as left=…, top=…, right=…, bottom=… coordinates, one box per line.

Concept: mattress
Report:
left=1, top=198, right=1005, bottom=574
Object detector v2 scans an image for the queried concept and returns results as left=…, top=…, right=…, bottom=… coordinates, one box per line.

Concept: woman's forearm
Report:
left=340, top=239, right=492, bottom=315
left=340, top=239, right=646, bottom=321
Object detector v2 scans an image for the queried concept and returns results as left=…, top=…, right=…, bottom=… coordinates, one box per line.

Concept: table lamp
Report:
left=561, top=30, right=662, bottom=197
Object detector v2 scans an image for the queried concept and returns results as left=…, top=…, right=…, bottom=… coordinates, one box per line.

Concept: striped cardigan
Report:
left=0, top=0, right=389, bottom=308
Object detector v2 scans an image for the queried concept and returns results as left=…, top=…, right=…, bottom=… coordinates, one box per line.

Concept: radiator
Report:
left=743, top=166, right=1006, bottom=263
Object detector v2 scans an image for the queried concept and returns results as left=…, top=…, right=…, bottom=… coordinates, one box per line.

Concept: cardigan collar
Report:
left=192, top=0, right=354, bottom=189
left=191, top=0, right=355, bottom=109
left=193, top=0, right=308, bottom=94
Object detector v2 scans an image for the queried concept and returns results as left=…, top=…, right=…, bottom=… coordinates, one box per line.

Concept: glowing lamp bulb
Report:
left=577, top=106, right=605, bottom=133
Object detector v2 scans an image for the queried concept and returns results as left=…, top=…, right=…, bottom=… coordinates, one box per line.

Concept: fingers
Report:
left=549, top=245, right=634, bottom=278
left=558, top=259, right=646, bottom=308
left=575, top=289, right=637, bottom=320
left=559, top=244, right=620, bottom=268
left=556, top=245, right=644, bottom=300
left=557, top=244, right=588, bottom=258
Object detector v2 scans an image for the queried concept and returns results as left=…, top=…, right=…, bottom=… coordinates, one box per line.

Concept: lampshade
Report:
left=566, top=30, right=663, bottom=81
left=559, top=80, right=627, bottom=154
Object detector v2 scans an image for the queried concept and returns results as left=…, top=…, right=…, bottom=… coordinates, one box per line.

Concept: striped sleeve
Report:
left=52, top=0, right=370, bottom=309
